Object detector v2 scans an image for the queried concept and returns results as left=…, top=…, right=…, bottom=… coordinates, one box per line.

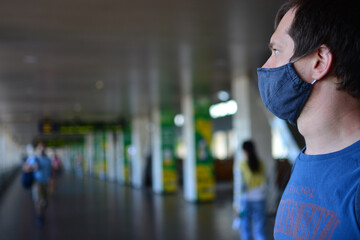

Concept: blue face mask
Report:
left=257, top=63, right=317, bottom=125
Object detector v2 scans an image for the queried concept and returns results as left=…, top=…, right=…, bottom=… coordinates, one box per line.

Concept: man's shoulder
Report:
left=37, top=155, right=52, bottom=165
left=38, top=154, right=50, bottom=160
left=338, top=140, right=360, bottom=167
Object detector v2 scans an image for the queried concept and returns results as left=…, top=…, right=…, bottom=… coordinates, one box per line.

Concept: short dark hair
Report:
left=34, top=141, right=46, bottom=149
left=276, top=0, right=360, bottom=98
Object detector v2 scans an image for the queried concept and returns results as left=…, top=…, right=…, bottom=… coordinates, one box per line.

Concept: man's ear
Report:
left=312, top=45, right=333, bottom=80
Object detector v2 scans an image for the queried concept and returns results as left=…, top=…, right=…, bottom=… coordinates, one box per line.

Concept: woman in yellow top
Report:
left=233, top=140, right=266, bottom=240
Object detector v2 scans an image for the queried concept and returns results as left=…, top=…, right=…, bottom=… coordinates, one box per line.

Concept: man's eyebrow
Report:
left=268, top=42, right=277, bottom=51
left=268, top=42, right=274, bottom=50
left=268, top=40, right=281, bottom=50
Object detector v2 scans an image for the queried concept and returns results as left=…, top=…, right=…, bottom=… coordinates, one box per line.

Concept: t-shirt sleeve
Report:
left=26, top=155, right=36, bottom=166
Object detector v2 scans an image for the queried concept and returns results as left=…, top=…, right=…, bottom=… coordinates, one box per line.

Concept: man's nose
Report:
left=262, top=58, right=271, bottom=68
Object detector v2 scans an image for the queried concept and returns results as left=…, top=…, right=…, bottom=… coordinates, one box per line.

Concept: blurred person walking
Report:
left=50, top=150, right=63, bottom=194
left=233, top=140, right=266, bottom=240
left=23, top=142, right=52, bottom=227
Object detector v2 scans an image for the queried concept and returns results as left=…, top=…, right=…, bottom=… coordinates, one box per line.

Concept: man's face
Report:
left=36, top=144, right=45, bottom=154
left=262, top=9, right=296, bottom=68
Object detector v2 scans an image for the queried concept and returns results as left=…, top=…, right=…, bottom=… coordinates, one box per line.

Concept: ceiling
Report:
left=0, top=0, right=284, bottom=144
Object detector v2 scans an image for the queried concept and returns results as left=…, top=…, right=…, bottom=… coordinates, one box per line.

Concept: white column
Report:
left=248, top=81, right=278, bottom=213
left=106, top=131, right=116, bottom=181
left=148, top=45, right=162, bottom=193
left=85, top=133, right=94, bottom=176
left=0, top=127, right=4, bottom=177
left=63, top=146, right=72, bottom=171
left=152, top=107, right=163, bottom=193
left=231, top=74, right=277, bottom=213
left=4, top=133, right=8, bottom=172
left=179, top=44, right=197, bottom=201
left=131, top=116, right=150, bottom=188
left=115, top=130, right=124, bottom=183
left=232, top=76, right=252, bottom=162
left=182, top=94, right=197, bottom=201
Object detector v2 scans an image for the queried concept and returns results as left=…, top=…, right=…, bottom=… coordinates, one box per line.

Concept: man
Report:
left=24, top=142, right=52, bottom=226
left=257, top=0, right=360, bottom=238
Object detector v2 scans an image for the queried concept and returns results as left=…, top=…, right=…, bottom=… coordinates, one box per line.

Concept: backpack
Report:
left=21, top=171, right=34, bottom=189
left=21, top=157, right=39, bottom=189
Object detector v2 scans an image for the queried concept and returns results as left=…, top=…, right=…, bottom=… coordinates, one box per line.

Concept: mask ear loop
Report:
left=290, top=55, right=318, bottom=85
left=290, top=53, right=308, bottom=64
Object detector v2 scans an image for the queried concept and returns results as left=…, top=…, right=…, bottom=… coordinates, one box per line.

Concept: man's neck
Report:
left=298, top=81, right=360, bottom=155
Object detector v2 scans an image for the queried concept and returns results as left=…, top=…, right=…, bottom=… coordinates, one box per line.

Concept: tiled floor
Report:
left=0, top=174, right=275, bottom=240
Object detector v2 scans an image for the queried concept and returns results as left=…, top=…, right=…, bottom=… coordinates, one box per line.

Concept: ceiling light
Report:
left=217, top=91, right=230, bottom=101
left=24, top=56, right=38, bottom=64
left=209, top=100, right=238, bottom=119
left=74, top=103, right=82, bottom=112
left=96, top=81, right=104, bottom=90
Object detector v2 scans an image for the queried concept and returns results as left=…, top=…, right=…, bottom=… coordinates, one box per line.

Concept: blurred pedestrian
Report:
left=233, top=140, right=266, bottom=240
left=23, top=142, right=52, bottom=227
left=50, top=150, right=63, bottom=194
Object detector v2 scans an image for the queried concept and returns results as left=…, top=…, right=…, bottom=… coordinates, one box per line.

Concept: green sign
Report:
left=39, top=119, right=122, bottom=135
left=71, top=143, right=85, bottom=175
left=194, top=98, right=215, bottom=201
left=161, top=110, right=178, bottom=193
left=123, top=126, right=132, bottom=184
left=59, top=125, right=95, bottom=134
left=94, top=131, right=107, bottom=179
left=43, top=138, right=83, bottom=147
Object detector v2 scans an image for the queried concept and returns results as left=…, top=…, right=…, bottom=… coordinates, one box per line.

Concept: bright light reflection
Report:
left=174, top=114, right=185, bottom=127
left=209, top=100, right=238, bottom=119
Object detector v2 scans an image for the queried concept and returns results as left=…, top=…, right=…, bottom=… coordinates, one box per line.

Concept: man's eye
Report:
left=274, top=49, right=279, bottom=55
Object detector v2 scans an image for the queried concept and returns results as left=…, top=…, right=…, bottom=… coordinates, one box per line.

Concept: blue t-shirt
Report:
left=274, top=140, right=360, bottom=239
left=26, top=154, right=52, bottom=184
